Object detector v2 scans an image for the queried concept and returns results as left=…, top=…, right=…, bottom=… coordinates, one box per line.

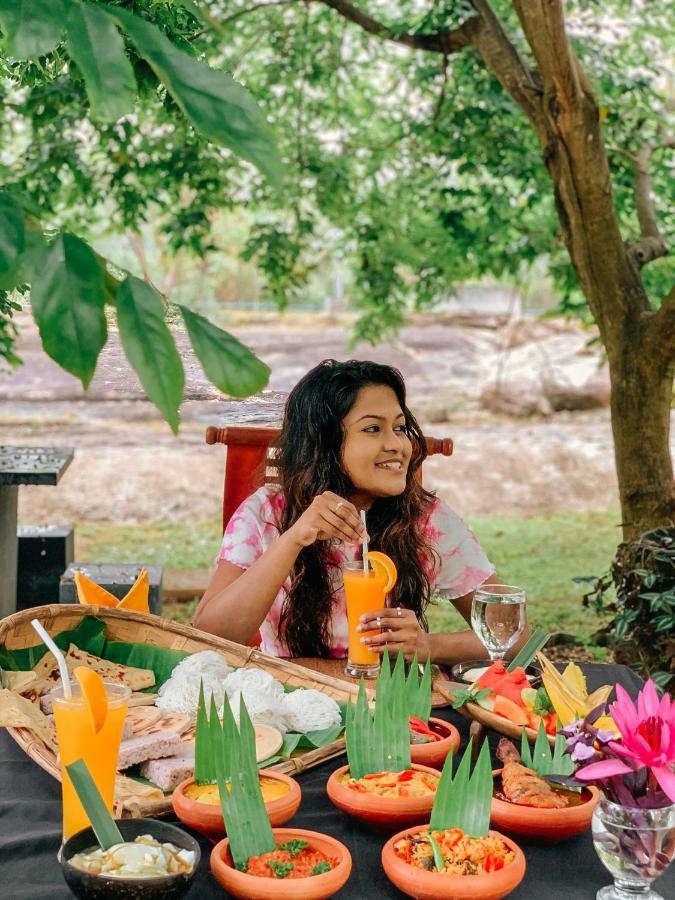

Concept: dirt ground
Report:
left=1, top=310, right=671, bottom=524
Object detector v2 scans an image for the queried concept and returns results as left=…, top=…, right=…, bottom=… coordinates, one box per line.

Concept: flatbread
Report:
left=65, top=645, right=155, bottom=690
left=126, top=706, right=162, bottom=733
left=0, top=689, right=59, bottom=754
left=255, top=724, right=283, bottom=763
left=135, top=713, right=192, bottom=738
left=128, top=692, right=159, bottom=707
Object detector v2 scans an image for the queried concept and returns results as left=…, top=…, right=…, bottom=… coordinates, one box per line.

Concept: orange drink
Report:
left=344, top=552, right=397, bottom=678
left=51, top=680, right=130, bottom=839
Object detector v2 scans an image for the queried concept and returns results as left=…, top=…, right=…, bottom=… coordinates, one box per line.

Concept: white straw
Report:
left=360, top=510, right=368, bottom=573
left=31, top=619, right=71, bottom=698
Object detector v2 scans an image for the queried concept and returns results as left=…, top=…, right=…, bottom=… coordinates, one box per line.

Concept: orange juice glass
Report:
left=343, top=560, right=388, bottom=678
left=51, top=680, right=130, bottom=839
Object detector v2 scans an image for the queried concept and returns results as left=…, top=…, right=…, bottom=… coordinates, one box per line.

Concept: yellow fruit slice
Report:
left=364, top=551, right=397, bottom=593
left=74, top=665, right=108, bottom=734
left=74, top=571, right=118, bottom=607
left=117, top=568, right=150, bottom=613
left=521, top=687, right=538, bottom=711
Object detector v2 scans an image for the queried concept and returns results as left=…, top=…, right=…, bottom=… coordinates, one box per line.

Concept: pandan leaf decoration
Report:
left=194, top=680, right=211, bottom=784
left=520, top=721, right=575, bottom=777
left=404, top=653, right=433, bottom=723
left=215, top=694, right=275, bottom=869
left=508, top=627, right=550, bottom=672
left=429, top=739, right=492, bottom=838
left=345, top=651, right=411, bottom=779
left=65, top=758, right=124, bottom=850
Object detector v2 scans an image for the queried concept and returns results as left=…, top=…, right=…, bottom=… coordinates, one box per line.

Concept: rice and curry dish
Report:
left=394, top=828, right=515, bottom=876
left=338, top=768, right=439, bottom=798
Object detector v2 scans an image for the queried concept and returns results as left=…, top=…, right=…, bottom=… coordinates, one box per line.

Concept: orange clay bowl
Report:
left=409, top=718, right=460, bottom=769
left=381, top=823, right=526, bottom=900
left=326, top=763, right=441, bottom=832
left=172, top=772, right=301, bottom=843
left=490, top=767, right=599, bottom=843
left=210, top=827, right=352, bottom=900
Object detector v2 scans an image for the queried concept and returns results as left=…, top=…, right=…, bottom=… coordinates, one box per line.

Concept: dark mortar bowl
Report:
left=60, top=818, right=200, bottom=900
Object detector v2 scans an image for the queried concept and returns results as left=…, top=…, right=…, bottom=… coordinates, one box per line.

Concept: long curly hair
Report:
left=273, top=359, right=438, bottom=657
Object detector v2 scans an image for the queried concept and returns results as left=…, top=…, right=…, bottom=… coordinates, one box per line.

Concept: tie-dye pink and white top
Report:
left=218, top=485, right=494, bottom=658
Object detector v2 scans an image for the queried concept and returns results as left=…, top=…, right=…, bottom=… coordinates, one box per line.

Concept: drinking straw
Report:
left=360, top=510, right=368, bottom=573
left=30, top=619, right=71, bottom=698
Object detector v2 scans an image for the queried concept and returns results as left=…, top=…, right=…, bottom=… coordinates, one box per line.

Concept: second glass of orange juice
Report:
left=51, top=680, right=130, bottom=840
left=343, top=560, right=388, bottom=678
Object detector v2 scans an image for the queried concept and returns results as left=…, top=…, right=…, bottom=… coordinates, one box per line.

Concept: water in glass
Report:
left=471, top=585, right=526, bottom=660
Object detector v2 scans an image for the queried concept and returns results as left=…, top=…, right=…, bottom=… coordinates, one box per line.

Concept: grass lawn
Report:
left=77, top=509, right=621, bottom=652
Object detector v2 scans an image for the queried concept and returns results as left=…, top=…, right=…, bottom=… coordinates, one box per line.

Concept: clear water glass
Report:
left=470, top=584, right=526, bottom=661
left=592, top=796, right=675, bottom=899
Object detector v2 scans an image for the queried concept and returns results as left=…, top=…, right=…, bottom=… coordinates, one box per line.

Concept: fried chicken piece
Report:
left=496, top=738, right=567, bottom=809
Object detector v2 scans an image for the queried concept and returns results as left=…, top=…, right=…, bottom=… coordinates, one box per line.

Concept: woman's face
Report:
left=340, top=383, right=413, bottom=501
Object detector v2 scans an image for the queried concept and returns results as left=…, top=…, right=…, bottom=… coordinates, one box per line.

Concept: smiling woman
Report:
left=194, top=360, right=512, bottom=666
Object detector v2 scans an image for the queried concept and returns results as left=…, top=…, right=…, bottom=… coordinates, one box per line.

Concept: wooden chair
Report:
left=205, top=425, right=453, bottom=533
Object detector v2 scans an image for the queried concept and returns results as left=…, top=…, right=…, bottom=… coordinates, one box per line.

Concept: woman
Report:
left=195, top=359, right=522, bottom=664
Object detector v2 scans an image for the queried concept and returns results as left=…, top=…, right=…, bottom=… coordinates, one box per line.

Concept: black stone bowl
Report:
left=451, top=658, right=542, bottom=688
left=60, top=818, right=200, bottom=900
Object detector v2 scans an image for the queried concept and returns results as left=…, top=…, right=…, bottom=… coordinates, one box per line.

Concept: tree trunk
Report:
left=607, top=321, right=675, bottom=537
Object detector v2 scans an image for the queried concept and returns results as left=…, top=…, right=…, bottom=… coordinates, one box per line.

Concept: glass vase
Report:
left=592, top=795, right=675, bottom=900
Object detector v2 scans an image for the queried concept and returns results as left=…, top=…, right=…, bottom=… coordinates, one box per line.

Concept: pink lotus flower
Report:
left=575, top=679, right=675, bottom=802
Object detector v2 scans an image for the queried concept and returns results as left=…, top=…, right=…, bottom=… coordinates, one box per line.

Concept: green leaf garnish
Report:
left=533, top=686, right=554, bottom=716
left=428, top=831, right=445, bottom=872
left=278, top=839, right=308, bottom=858
left=65, top=759, right=124, bottom=851
left=311, top=861, right=332, bottom=876
left=451, top=686, right=491, bottom=709
left=345, top=651, right=411, bottom=779
left=429, top=739, right=492, bottom=837
left=520, top=721, right=575, bottom=776
left=268, top=860, right=294, bottom=878
left=508, top=627, right=550, bottom=672
left=404, top=654, right=433, bottom=722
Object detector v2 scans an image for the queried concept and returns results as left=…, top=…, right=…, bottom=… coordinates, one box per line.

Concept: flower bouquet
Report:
left=558, top=679, right=674, bottom=900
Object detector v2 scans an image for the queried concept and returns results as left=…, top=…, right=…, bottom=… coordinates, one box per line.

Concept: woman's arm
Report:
left=193, top=491, right=366, bottom=642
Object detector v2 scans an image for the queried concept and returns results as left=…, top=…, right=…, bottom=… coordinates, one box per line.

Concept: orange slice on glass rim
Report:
left=74, top=666, right=108, bottom=733
left=364, top=551, right=398, bottom=593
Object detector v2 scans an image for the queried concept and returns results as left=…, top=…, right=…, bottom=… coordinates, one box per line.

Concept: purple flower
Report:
left=571, top=742, right=598, bottom=763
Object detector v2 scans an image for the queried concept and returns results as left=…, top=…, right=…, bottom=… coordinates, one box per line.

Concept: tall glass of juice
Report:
left=51, top=680, right=130, bottom=840
left=343, top=560, right=387, bottom=678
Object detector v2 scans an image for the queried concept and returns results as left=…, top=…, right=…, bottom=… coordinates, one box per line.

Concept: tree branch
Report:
left=317, top=0, right=477, bottom=54
left=218, top=0, right=299, bottom=28
left=629, top=134, right=675, bottom=267
left=644, top=284, right=675, bottom=369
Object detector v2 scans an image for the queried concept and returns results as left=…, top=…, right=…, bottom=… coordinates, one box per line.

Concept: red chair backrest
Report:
left=205, top=425, right=453, bottom=533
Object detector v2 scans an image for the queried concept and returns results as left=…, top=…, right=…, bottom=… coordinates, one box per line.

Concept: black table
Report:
left=1, top=664, right=673, bottom=898
left=0, top=446, right=74, bottom=618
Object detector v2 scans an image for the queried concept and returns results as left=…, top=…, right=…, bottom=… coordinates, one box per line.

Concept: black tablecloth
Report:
left=1, top=663, right=673, bottom=899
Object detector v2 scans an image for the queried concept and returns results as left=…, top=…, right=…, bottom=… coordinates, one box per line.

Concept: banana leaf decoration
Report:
left=346, top=651, right=411, bottom=779
left=520, top=721, right=575, bottom=777
left=429, top=739, right=493, bottom=838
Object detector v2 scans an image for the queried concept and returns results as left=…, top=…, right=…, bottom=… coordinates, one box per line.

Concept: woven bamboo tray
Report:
left=0, top=604, right=360, bottom=818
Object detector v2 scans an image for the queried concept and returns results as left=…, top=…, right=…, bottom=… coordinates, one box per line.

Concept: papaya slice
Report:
left=74, top=570, right=118, bottom=607
left=493, top=694, right=529, bottom=727
left=74, top=665, right=108, bottom=734
left=117, top=568, right=150, bottom=613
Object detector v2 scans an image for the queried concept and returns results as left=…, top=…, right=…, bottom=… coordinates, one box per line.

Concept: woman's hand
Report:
left=357, top=607, right=432, bottom=663
left=285, top=492, right=367, bottom=548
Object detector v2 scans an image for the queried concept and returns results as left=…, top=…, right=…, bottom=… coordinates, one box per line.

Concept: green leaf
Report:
left=427, top=831, right=444, bottom=872
left=65, top=2, right=136, bottom=123
left=508, top=627, right=550, bottom=672
left=0, top=0, right=66, bottom=58
left=0, top=193, right=25, bottom=290
left=31, top=233, right=107, bottom=388
left=106, top=6, right=283, bottom=186
left=194, top=681, right=211, bottom=784
left=429, top=739, right=492, bottom=837
left=116, top=276, right=184, bottom=433
left=65, top=759, right=124, bottom=850
left=404, top=654, right=432, bottom=722
left=279, top=732, right=302, bottom=759
left=520, top=722, right=574, bottom=776
left=180, top=305, right=269, bottom=398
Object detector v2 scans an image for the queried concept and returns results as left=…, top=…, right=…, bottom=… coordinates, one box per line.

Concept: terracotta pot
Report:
left=381, top=823, right=526, bottom=900
left=326, top=763, right=441, bottom=831
left=410, top=718, right=460, bottom=769
left=210, top=827, right=352, bottom=899
left=172, top=772, right=301, bottom=843
left=490, top=768, right=599, bottom=843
